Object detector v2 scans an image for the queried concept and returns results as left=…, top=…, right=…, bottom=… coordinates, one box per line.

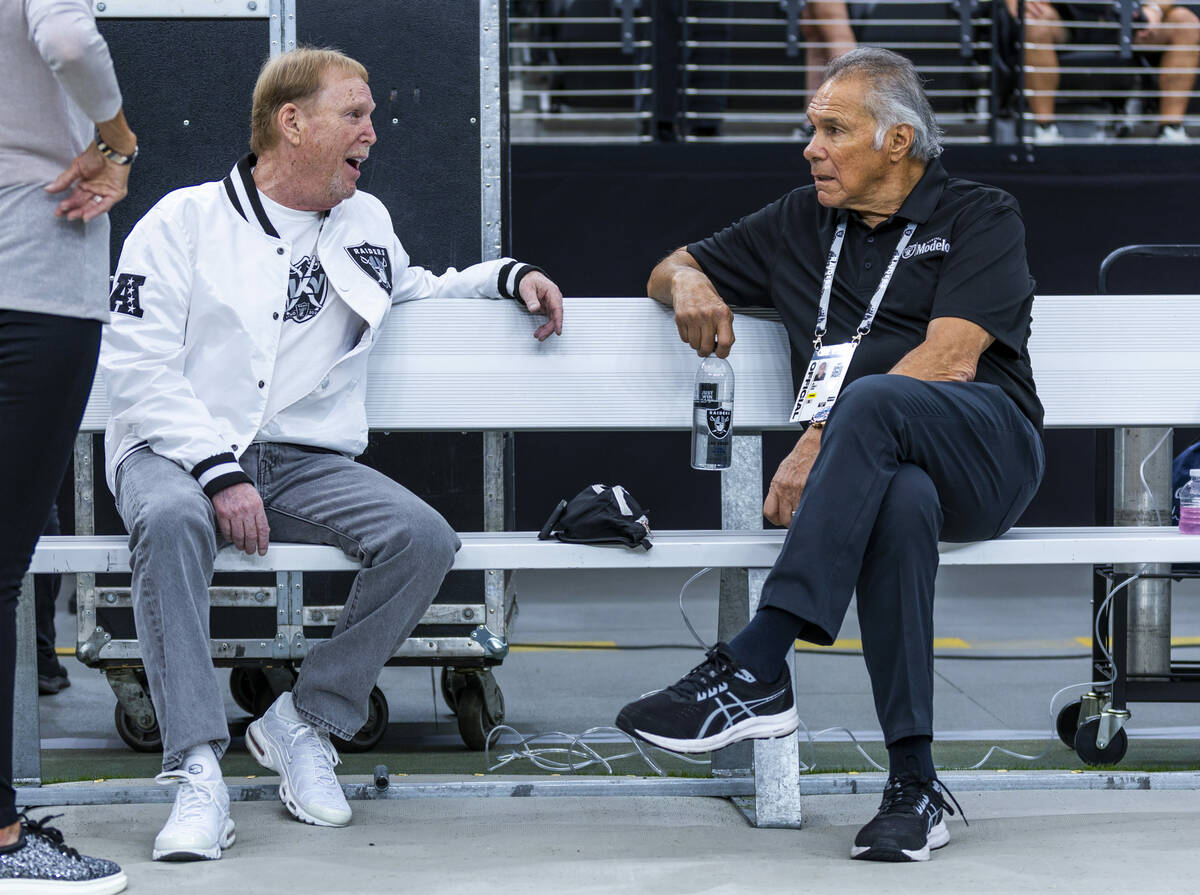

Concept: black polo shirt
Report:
left=687, top=157, right=1044, bottom=430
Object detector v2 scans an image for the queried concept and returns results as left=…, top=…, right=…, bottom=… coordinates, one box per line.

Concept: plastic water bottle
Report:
left=1181, top=469, right=1200, bottom=534
left=691, top=355, right=734, bottom=470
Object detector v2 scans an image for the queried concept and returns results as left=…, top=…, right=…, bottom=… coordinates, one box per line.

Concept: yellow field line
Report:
left=48, top=636, right=1200, bottom=659
left=509, top=641, right=618, bottom=652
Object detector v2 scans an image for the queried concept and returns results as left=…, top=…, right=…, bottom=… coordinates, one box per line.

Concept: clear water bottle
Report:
left=1181, top=469, right=1200, bottom=535
left=691, top=355, right=734, bottom=470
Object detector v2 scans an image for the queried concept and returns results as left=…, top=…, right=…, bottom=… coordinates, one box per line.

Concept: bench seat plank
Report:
left=29, top=527, right=1200, bottom=575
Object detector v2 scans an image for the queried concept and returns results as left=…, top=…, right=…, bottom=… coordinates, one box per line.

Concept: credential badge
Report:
left=345, top=242, right=393, bottom=294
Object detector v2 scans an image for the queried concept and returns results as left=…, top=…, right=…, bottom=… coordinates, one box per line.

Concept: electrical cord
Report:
left=487, top=527, right=1164, bottom=776
left=1137, top=429, right=1173, bottom=526
left=485, top=724, right=710, bottom=776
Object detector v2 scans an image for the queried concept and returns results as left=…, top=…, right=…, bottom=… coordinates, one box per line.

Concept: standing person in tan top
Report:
left=0, top=1, right=136, bottom=892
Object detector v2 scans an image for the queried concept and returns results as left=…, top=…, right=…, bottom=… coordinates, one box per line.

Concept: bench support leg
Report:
left=748, top=567, right=802, bottom=828
left=13, top=574, right=41, bottom=785
left=483, top=432, right=515, bottom=642
left=721, top=432, right=802, bottom=828
left=73, top=433, right=97, bottom=666
left=1114, top=426, right=1173, bottom=680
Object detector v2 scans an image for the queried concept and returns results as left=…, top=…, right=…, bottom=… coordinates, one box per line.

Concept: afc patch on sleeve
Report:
left=109, top=273, right=147, bottom=318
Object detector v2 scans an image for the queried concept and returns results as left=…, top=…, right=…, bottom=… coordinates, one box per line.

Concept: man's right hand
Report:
left=648, top=249, right=736, bottom=358
left=673, top=281, right=736, bottom=359
left=211, top=482, right=270, bottom=556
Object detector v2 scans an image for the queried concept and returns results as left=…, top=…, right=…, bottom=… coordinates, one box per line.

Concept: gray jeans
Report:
left=115, top=443, right=460, bottom=770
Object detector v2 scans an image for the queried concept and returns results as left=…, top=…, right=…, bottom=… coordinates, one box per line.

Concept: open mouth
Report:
left=346, top=157, right=364, bottom=171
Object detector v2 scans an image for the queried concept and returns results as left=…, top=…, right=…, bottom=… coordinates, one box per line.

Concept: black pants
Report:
left=0, top=310, right=100, bottom=827
left=760, top=374, right=1044, bottom=746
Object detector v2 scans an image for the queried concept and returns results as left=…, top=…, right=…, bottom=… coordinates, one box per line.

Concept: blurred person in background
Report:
left=1007, top=0, right=1199, bottom=143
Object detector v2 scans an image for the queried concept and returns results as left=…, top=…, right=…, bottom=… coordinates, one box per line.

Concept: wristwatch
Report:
left=808, top=418, right=827, bottom=430
left=96, top=138, right=138, bottom=165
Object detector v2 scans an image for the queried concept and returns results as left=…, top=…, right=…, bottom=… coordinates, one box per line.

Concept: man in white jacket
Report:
left=100, top=47, right=562, bottom=862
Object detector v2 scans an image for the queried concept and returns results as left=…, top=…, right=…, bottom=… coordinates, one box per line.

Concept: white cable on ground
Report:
left=483, top=560, right=1150, bottom=777
left=964, top=568, right=1139, bottom=768
left=485, top=724, right=709, bottom=776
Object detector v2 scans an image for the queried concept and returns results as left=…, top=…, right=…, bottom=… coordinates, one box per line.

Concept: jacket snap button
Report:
left=276, top=247, right=285, bottom=255
left=273, top=312, right=279, bottom=320
left=258, top=380, right=265, bottom=388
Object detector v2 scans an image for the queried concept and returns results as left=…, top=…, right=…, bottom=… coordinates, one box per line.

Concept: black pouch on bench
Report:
left=538, top=484, right=653, bottom=550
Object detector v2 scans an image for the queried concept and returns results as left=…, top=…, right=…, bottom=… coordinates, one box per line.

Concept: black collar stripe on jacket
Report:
left=222, top=154, right=281, bottom=239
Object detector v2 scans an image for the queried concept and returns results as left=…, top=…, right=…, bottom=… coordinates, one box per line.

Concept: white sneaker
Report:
left=1158, top=124, right=1189, bottom=144
left=1032, top=122, right=1063, bottom=144
left=152, top=746, right=235, bottom=861
left=246, top=691, right=352, bottom=827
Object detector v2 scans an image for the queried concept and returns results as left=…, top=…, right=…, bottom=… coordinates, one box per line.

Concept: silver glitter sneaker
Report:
left=0, top=814, right=126, bottom=894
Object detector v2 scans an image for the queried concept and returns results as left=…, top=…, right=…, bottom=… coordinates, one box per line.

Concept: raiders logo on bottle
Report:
left=706, top=408, right=732, bottom=439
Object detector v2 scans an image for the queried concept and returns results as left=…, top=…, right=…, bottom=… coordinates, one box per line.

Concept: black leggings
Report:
left=0, top=309, right=101, bottom=827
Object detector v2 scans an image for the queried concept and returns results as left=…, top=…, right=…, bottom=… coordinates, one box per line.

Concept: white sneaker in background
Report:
left=1157, top=123, right=1189, bottom=144
left=1032, top=123, right=1064, bottom=144
left=152, top=745, right=235, bottom=861
left=246, top=691, right=352, bottom=827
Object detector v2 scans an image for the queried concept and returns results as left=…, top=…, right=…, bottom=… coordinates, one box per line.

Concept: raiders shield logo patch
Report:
left=285, top=255, right=329, bottom=324
left=345, top=242, right=392, bottom=294
left=706, top=408, right=732, bottom=439
left=109, top=273, right=146, bottom=318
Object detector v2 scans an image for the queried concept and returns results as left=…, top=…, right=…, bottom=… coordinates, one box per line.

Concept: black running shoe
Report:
left=0, top=814, right=126, bottom=893
left=851, top=774, right=963, bottom=862
left=615, top=642, right=798, bottom=753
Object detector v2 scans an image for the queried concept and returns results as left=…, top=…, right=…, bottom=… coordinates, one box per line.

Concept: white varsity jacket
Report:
left=100, top=155, right=539, bottom=497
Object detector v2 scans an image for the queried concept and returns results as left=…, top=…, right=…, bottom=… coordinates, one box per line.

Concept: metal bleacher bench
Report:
left=18, top=293, right=1200, bottom=828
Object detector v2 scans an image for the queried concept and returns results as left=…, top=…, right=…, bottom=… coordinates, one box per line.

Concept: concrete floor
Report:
left=20, top=563, right=1200, bottom=893
left=38, top=789, right=1200, bottom=895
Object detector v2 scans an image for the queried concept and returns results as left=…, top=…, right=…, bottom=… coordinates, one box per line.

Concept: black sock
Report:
left=727, top=605, right=805, bottom=682
left=887, top=735, right=935, bottom=781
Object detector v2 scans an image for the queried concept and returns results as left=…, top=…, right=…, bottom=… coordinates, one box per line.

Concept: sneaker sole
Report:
left=0, top=871, right=129, bottom=894
left=246, top=719, right=351, bottom=828
left=850, top=818, right=949, bottom=863
left=152, top=817, right=236, bottom=862
left=625, top=706, right=800, bottom=754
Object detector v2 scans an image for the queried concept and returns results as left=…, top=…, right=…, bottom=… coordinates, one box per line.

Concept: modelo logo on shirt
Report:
left=902, top=236, right=951, bottom=259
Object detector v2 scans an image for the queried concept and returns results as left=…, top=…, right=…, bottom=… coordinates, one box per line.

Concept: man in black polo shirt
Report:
left=616, top=47, right=1044, bottom=862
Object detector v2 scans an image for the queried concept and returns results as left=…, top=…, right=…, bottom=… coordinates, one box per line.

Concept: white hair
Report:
left=822, top=47, right=943, bottom=161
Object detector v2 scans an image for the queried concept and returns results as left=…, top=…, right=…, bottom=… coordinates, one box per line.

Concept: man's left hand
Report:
left=763, top=426, right=823, bottom=526
left=517, top=271, right=564, bottom=340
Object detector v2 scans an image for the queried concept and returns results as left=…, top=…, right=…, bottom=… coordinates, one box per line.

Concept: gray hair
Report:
left=821, top=47, right=943, bottom=161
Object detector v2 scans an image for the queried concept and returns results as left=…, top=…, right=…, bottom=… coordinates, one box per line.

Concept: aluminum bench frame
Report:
left=18, top=293, right=1200, bottom=828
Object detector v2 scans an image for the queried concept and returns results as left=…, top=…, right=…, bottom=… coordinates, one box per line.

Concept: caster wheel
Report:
left=229, top=666, right=269, bottom=715
left=441, top=667, right=470, bottom=714
left=114, top=702, right=162, bottom=753
left=332, top=686, right=389, bottom=753
left=1074, top=717, right=1129, bottom=766
left=455, top=686, right=499, bottom=751
left=1056, top=700, right=1082, bottom=749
